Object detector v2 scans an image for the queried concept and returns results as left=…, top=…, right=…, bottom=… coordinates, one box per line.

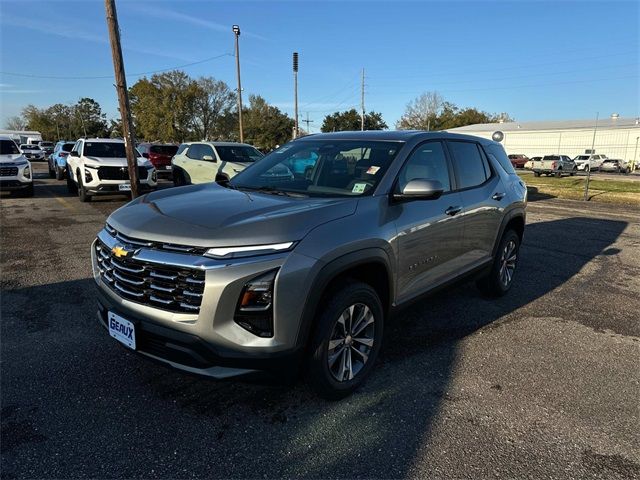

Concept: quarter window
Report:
left=448, top=141, right=490, bottom=189
left=201, top=145, right=215, bottom=161
left=397, top=141, right=451, bottom=193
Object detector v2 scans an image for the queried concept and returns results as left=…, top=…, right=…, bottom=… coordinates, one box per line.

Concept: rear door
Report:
left=447, top=140, right=504, bottom=264
left=393, top=140, right=466, bottom=301
left=183, top=144, right=208, bottom=184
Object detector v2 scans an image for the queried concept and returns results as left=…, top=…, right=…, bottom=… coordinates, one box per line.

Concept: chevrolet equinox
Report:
left=93, top=131, right=527, bottom=399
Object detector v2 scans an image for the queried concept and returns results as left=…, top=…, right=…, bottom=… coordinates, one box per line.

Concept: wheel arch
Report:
left=492, top=210, right=525, bottom=258
left=296, top=248, right=393, bottom=350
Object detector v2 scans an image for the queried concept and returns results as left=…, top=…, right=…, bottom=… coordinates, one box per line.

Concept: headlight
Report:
left=23, top=166, right=31, bottom=178
left=204, top=242, right=295, bottom=259
left=234, top=269, right=278, bottom=337
left=84, top=168, right=93, bottom=183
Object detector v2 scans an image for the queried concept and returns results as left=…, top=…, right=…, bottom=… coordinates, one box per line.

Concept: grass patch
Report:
left=518, top=172, right=640, bottom=206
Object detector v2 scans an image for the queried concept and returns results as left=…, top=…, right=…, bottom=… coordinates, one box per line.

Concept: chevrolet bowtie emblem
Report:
left=111, top=246, right=130, bottom=258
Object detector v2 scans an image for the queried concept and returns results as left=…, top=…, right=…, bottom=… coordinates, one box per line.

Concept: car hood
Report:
left=107, top=183, right=358, bottom=247
left=0, top=154, right=27, bottom=164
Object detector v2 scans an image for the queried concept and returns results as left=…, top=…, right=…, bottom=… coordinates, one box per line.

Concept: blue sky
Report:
left=1, top=0, right=638, bottom=132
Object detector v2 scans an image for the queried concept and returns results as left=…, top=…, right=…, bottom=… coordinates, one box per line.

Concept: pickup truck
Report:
left=532, top=155, right=576, bottom=177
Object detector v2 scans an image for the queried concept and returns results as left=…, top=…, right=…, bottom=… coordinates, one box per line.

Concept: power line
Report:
left=0, top=53, right=233, bottom=80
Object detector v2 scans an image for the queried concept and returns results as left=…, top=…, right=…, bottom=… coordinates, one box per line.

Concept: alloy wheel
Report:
left=327, top=303, right=375, bottom=382
left=499, top=240, right=517, bottom=287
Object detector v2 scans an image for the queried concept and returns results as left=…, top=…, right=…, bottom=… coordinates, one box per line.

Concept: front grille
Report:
left=97, top=166, right=148, bottom=181
left=0, top=167, right=18, bottom=176
left=95, top=240, right=205, bottom=314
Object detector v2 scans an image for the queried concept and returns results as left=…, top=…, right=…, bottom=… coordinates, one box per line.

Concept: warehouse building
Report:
left=448, top=116, right=640, bottom=167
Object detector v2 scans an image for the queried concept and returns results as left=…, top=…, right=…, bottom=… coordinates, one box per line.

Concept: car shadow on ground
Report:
left=0, top=217, right=629, bottom=478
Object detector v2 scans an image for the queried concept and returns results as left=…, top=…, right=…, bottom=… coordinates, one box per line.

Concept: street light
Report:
left=232, top=25, right=243, bottom=142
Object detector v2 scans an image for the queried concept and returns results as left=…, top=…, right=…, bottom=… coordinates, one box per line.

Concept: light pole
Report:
left=584, top=112, right=599, bottom=201
left=233, top=25, right=243, bottom=142
left=293, top=52, right=299, bottom=138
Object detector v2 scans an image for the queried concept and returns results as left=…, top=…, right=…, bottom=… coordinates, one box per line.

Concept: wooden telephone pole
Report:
left=104, top=0, right=139, bottom=198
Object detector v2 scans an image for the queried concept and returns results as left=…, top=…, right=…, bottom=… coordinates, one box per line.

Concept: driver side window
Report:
left=397, top=141, right=451, bottom=193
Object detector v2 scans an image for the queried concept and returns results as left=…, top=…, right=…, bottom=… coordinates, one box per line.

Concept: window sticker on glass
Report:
left=366, top=166, right=380, bottom=175
left=352, top=183, right=367, bottom=194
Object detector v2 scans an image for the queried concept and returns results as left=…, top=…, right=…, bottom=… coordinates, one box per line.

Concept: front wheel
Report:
left=477, top=230, right=520, bottom=298
left=55, top=166, right=65, bottom=181
left=554, top=170, right=562, bottom=178
left=534, top=172, right=541, bottom=177
left=306, top=280, right=384, bottom=400
left=77, top=174, right=91, bottom=202
left=66, top=169, right=77, bottom=194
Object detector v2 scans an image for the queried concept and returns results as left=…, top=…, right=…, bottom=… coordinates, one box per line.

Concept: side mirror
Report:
left=202, top=155, right=215, bottom=162
left=393, top=179, right=444, bottom=201
left=70, top=151, right=79, bottom=157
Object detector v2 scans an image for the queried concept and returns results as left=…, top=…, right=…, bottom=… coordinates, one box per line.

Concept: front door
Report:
left=393, top=140, right=466, bottom=302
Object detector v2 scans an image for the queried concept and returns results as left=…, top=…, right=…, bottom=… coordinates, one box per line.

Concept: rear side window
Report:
left=186, top=144, right=202, bottom=159
left=62, top=143, right=75, bottom=152
left=487, top=144, right=516, bottom=174
left=448, top=141, right=490, bottom=189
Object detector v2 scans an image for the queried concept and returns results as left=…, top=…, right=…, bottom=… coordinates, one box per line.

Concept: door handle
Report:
left=492, top=192, right=506, bottom=201
left=445, top=206, right=462, bottom=216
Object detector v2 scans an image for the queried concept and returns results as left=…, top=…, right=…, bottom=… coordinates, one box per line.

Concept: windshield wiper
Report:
left=237, top=185, right=306, bottom=198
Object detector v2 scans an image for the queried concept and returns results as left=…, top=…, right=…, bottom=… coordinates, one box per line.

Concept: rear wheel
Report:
left=55, top=166, right=64, bottom=181
left=48, top=161, right=55, bottom=178
left=554, top=170, right=562, bottom=178
left=307, top=280, right=383, bottom=400
left=477, top=229, right=520, bottom=298
left=173, top=169, right=186, bottom=187
left=534, top=172, right=541, bottom=177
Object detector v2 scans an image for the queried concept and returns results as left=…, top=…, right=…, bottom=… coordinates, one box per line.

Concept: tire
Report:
left=15, top=184, right=34, bottom=198
left=534, top=172, right=541, bottom=177
left=306, top=280, right=384, bottom=400
left=66, top=168, right=78, bottom=194
left=476, top=229, right=520, bottom=298
left=554, top=170, right=562, bottom=178
left=173, top=169, right=186, bottom=187
left=77, top=172, right=91, bottom=202
left=48, top=161, right=55, bottom=178
left=55, top=166, right=64, bottom=181
left=585, top=165, right=590, bottom=173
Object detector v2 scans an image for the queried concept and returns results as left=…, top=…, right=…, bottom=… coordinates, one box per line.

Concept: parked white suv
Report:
left=66, top=138, right=157, bottom=202
left=20, top=144, right=45, bottom=161
left=573, top=154, right=607, bottom=172
left=171, top=141, right=264, bottom=186
left=0, top=136, right=33, bottom=197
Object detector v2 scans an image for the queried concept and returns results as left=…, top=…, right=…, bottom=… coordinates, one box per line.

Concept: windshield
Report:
left=83, top=142, right=128, bottom=158
left=40, top=142, right=53, bottom=147
left=21, top=144, right=40, bottom=149
left=150, top=145, right=179, bottom=156
left=1, top=140, right=21, bottom=155
left=574, top=155, right=590, bottom=160
left=231, top=140, right=403, bottom=197
left=216, top=145, right=264, bottom=163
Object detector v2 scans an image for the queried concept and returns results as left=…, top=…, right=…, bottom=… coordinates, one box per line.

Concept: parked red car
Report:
left=137, top=143, right=179, bottom=178
left=508, top=154, right=529, bottom=169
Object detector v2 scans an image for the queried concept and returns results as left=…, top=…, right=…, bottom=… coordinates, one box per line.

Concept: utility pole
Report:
left=104, top=0, right=139, bottom=197
left=233, top=25, right=244, bottom=142
left=302, top=112, right=314, bottom=133
left=360, top=68, right=365, bottom=131
left=583, top=112, right=599, bottom=201
left=293, top=52, right=299, bottom=139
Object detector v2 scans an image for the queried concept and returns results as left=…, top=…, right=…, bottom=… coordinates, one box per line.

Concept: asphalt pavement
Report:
left=1, top=163, right=639, bottom=479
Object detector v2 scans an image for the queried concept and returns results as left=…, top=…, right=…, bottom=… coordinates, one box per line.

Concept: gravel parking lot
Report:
left=2, top=163, right=639, bottom=479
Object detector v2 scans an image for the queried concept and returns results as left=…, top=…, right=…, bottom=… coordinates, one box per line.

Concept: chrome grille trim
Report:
left=95, top=238, right=205, bottom=314
left=104, top=223, right=207, bottom=255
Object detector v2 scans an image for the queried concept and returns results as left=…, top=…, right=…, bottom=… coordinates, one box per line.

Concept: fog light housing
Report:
left=151, top=168, right=157, bottom=182
left=234, top=269, right=277, bottom=337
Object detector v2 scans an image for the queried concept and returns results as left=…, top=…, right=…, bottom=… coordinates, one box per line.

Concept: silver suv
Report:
left=92, top=131, right=527, bottom=399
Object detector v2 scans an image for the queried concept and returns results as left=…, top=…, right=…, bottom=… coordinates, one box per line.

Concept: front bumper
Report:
left=91, top=229, right=318, bottom=377
left=82, top=166, right=157, bottom=194
left=0, top=163, right=33, bottom=190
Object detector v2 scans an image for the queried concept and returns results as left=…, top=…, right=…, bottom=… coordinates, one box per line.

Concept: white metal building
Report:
left=0, top=129, right=43, bottom=145
left=448, top=116, right=640, bottom=166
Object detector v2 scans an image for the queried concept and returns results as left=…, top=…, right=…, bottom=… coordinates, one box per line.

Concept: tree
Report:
left=5, top=116, right=27, bottom=130
left=321, top=109, right=387, bottom=132
left=192, top=77, right=236, bottom=140
left=396, top=91, right=444, bottom=131
left=242, top=95, right=294, bottom=151
left=73, top=97, right=108, bottom=138
left=130, top=70, right=199, bottom=142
